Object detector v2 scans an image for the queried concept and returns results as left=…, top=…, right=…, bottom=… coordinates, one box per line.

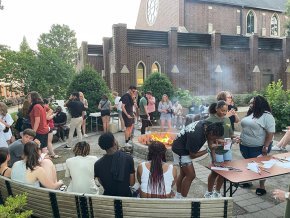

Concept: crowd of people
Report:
left=0, top=87, right=289, bottom=215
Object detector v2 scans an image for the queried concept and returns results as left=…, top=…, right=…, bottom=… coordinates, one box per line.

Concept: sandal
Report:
left=256, top=188, right=267, bottom=196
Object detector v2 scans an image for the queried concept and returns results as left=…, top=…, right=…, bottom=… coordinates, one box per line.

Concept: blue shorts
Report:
left=215, top=150, right=232, bottom=163
left=172, top=152, right=192, bottom=167
left=239, top=142, right=272, bottom=159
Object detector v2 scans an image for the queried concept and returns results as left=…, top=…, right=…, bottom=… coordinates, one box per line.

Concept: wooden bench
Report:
left=0, top=176, right=233, bottom=217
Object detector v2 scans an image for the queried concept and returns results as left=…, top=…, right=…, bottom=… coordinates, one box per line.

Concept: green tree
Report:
left=141, top=72, right=174, bottom=103
left=37, top=24, right=78, bottom=65
left=19, top=37, right=31, bottom=52
left=67, top=66, right=110, bottom=113
left=286, top=0, right=290, bottom=35
left=265, top=80, right=290, bottom=131
left=32, top=47, right=75, bottom=98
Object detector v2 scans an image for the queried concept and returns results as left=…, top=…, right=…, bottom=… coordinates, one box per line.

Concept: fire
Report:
left=150, top=133, right=174, bottom=146
left=138, top=132, right=177, bottom=148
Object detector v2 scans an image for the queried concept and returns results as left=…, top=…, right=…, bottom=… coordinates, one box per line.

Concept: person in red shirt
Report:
left=27, top=91, right=49, bottom=152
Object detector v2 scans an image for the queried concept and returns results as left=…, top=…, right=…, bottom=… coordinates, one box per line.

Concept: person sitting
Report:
left=53, top=106, right=67, bottom=142
left=8, top=128, right=36, bottom=167
left=0, top=147, right=11, bottom=178
left=137, top=141, right=177, bottom=198
left=65, top=141, right=99, bottom=194
left=11, top=141, right=63, bottom=189
left=94, top=132, right=135, bottom=197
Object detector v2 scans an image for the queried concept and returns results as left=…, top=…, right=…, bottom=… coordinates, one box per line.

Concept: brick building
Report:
left=77, top=0, right=290, bottom=95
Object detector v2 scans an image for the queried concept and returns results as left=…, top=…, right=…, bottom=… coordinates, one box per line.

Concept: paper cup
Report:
left=224, top=138, right=232, bottom=150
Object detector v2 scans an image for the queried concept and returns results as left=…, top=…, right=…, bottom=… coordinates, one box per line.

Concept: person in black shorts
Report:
left=171, top=121, right=224, bottom=198
left=120, top=86, right=137, bottom=149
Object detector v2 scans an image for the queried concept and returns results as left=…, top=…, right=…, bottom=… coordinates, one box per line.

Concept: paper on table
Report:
left=211, top=167, right=229, bottom=171
left=275, top=162, right=290, bottom=168
left=247, top=163, right=260, bottom=173
left=261, top=159, right=277, bottom=169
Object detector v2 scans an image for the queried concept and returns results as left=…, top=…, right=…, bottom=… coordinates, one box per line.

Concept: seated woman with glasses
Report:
left=11, top=141, right=63, bottom=189
left=65, top=141, right=99, bottom=194
left=137, top=141, right=177, bottom=198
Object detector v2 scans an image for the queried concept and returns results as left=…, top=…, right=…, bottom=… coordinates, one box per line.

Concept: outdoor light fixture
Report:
left=214, top=65, right=222, bottom=73
left=171, top=65, right=179, bottom=73
left=252, top=65, right=260, bottom=73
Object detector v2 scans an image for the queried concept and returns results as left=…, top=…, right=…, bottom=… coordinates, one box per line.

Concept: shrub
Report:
left=265, top=80, right=290, bottom=131
left=0, top=193, right=33, bottom=218
left=141, top=72, right=174, bottom=103
left=67, top=66, right=111, bottom=114
left=172, top=89, right=193, bottom=108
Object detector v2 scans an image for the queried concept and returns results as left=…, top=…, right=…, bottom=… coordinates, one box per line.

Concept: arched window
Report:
left=136, top=62, right=145, bottom=87
left=247, top=10, right=255, bottom=34
left=151, top=62, right=160, bottom=73
left=271, top=14, right=279, bottom=36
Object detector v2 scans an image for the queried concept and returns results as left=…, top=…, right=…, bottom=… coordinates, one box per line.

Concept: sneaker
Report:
left=271, top=146, right=282, bottom=151
left=212, top=191, right=222, bottom=198
left=204, top=191, right=213, bottom=198
left=125, top=143, right=132, bottom=148
left=83, top=134, right=88, bottom=138
left=281, top=147, right=288, bottom=152
left=64, top=145, right=71, bottom=149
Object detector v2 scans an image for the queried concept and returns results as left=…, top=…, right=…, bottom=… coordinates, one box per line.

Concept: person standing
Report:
left=158, top=94, right=173, bottom=132
left=172, top=101, right=183, bottom=129
left=112, top=91, right=125, bottom=132
left=79, top=92, right=88, bottom=137
left=239, top=95, right=275, bottom=196
left=216, top=91, right=240, bottom=131
left=27, top=91, right=50, bottom=153
left=0, top=102, right=14, bottom=144
left=98, top=94, right=111, bottom=133
left=146, top=91, right=155, bottom=133
left=64, top=92, right=85, bottom=149
left=120, top=85, right=137, bottom=148
left=171, top=121, right=224, bottom=198
left=139, top=91, right=151, bottom=135
left=94, top=132, right=135, bottom=197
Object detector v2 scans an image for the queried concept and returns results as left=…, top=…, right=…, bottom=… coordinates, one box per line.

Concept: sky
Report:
left=0, top=0, right=141, bottom=51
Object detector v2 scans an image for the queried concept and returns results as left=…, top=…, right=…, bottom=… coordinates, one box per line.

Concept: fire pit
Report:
left=132, top=132, right=177, bottom=161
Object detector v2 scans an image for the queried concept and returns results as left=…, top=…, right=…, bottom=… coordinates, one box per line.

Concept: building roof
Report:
left=193, top=0, right=287, bottom=12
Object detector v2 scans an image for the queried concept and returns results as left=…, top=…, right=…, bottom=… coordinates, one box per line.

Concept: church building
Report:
left=77, top=0, right=290, bottom=95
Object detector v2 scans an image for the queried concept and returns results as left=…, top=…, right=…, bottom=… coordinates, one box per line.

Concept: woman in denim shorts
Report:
left=171, top=120, right=224, bottom=198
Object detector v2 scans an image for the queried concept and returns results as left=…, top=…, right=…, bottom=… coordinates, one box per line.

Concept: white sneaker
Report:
left=272, top=146, right=282, bottom=151
left=204, top=191, right=213, bottom=198
left=281, top=147, right=288, bottom=152
left=212, top=191, right=222, bottom=198
left=125, top=143, right=132, bottom=148
left=83, top=134, right=88, bottom=138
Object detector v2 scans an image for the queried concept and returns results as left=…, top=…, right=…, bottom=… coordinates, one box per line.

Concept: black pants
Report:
left=140, top=115, right=149, bottom=134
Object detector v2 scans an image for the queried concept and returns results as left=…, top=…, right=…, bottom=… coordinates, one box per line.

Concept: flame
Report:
left=150, top=133, right=174, bottom=146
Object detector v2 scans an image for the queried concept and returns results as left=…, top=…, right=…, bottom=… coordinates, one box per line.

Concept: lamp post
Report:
left=252, top=65, right=260, bottom=91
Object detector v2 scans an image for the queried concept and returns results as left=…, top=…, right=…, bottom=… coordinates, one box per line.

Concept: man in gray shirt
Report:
left=8, top=129, right=36, bottom=167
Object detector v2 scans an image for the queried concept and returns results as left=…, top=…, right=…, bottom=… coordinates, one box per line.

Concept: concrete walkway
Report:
left=52, top=125, right=289, bottom=218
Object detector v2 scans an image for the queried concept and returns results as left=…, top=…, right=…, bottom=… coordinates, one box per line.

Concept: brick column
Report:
left=283, top=37, right=290, bottom=90
left=212, top=32, right=221, bottom=93
left=112, top=23, right=128, bottom=94
left=102, top=37, right=111, bottom=87
left=249, top=34, right=260, bottom=91
left=168, top=27, right=179, bottom=87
